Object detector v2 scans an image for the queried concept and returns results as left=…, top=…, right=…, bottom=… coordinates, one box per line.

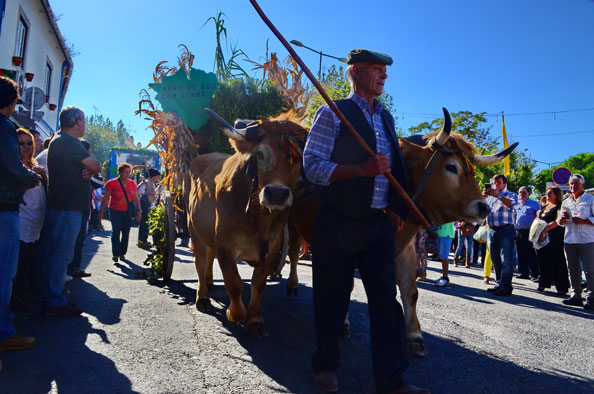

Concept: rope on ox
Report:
left=249, top=0, right=433, bottom=231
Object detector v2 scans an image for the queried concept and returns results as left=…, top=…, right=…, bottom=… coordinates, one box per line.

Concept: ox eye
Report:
left=252, top=145, right=275, bottom=172
left=445, top=164, right=458, bottom=174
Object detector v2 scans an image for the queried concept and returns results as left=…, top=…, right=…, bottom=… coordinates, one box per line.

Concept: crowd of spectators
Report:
left=0, top=76, right=165, bottom=355
left=417, top=172, right=593, bottom=311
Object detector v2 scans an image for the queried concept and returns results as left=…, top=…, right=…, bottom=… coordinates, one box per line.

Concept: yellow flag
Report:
left=501, top=113, right=510, bottom=176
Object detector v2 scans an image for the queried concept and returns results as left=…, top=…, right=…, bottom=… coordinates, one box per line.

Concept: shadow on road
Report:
left=156, top=273, right=593, bottom=394
left=1, top=280, right=135, bottom=393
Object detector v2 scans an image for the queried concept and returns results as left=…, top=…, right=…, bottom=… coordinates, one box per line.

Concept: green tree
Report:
left=533, top=152, right=594, bottom=194
left=406, top=111, right=536, bottom=190
left=305, top=65, right=395, bottom=126
left=85, top=115, right=133, bottom=164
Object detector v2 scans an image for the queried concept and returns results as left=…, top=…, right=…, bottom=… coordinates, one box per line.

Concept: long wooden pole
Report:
left=249, top=0, right=432, bottom=230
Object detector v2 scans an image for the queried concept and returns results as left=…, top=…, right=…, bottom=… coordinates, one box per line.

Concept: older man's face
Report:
left=569, top=178, right=584, bottom=194
left=354, top=62, right=387, bottom=98
left=518, top=187, right=529, bottom=202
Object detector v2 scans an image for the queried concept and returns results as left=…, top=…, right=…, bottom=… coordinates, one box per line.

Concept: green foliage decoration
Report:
left=138, top=204, right=167, bottom=282
left=208, top=78, right=286, bottom=154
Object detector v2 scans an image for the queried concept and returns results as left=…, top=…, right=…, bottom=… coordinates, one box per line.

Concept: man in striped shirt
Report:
left=483, top=174, right=519, bottom=296
left=303, top=49, right=427, bottom=394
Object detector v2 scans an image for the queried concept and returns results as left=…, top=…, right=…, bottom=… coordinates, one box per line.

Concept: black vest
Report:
left=320, top=99, right=409, bottom=220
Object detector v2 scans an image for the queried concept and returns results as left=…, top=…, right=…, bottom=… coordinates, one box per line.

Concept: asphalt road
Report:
left=1, top=224, right=593, bottom=394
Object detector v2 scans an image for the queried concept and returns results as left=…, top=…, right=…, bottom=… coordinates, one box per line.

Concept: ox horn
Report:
left=434, top=107, right=452, bottom=146
left=471, top=142, right=520, bottom=166
left=204, top=108, right=246, bottom=141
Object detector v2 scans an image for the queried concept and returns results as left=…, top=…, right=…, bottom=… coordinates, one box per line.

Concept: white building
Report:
left=0, top=0, right=73, bottom=138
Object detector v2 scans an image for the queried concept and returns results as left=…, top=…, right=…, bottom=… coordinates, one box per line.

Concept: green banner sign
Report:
left=149, top=68, right=218, bottom=130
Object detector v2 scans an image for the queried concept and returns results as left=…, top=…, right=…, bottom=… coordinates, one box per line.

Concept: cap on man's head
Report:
left=148, top=168, right=161, bottom=178
left=346, top=49, right=393, bottom=65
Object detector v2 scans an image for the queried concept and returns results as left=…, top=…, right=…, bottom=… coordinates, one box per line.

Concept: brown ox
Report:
left=285, top=110, right=517, bottom=355
left=183, top=109, right=308, bottom=337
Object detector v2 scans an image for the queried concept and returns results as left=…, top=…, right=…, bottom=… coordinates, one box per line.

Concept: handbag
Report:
left=461, top=223, right=474, bottom=237
left=473, top=225, right=488, bottom=243
left=118, top=178, right=137, bottom=219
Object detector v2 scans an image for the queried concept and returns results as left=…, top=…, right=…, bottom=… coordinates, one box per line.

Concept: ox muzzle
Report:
left=464, top=199, right=491, bottom=220
left=260, top=183, right=293, bottom=210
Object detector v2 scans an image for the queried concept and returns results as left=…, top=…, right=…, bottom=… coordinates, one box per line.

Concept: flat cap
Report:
left=346, top=48, right=393, bottom=65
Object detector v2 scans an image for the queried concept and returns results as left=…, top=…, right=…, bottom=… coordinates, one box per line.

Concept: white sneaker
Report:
left=64, top=275, right=73, bottom=282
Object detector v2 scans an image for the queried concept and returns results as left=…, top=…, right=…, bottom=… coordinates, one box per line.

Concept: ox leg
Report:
left=217, top=250, right=247, bottom=324
left=192, top=238, right=212, bottom=312
left=286, top=221, right=301, bottom=297
left=206, top=247, right=215, bottom=293
left=396, top=243, right=426, bottom=357
left=246, top=265, right=270, bottom=337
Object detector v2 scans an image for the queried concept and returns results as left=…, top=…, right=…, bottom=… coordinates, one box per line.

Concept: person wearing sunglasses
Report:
left=11, top=129, right=47, bottom=312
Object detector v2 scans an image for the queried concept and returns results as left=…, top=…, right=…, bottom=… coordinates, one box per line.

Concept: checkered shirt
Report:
left=303, top=93, right=393, bottom=209
left=485, top=190, right=519, bottom=227
left=559, top=192, right=594, bottom=244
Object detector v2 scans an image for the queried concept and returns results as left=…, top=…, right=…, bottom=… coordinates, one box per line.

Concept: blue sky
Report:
left=51, top=0, right=594, bottom=173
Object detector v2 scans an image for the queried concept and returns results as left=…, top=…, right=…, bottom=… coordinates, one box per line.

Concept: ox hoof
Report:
left=286, top=285, right=298, bottom=297
left=195, top=298, right=212, bottom=312
left=340, top=323, right=351, bottom=339
left=408, top=338, right=427, bottom=358
left=247, top=322, right=269, bottom=338
left=226, top=308, right=246, bottom=323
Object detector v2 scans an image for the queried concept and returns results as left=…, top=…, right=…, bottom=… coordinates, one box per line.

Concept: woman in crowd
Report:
left=99, top=163, right=141, bottom=262
left=453, top=221, right=475, bottom=268
left=12, top=129, right=46, bottom=310
left=536, top=186, right=569, bottom=294
left=137, top=168, right=160, bottom=249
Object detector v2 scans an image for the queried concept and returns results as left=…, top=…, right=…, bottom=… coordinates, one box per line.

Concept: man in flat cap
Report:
left=303, top=50, right=428, bottom=393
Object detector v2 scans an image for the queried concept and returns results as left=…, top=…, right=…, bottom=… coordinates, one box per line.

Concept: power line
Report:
left=512, top=129, right=594, bottom=137
left=399, top=107, right=594, bottom=118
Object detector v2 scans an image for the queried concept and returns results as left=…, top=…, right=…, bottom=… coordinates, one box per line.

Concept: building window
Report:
left=45, top=62, right=53, bottom=96
left=14, top=16, right=29, bottom=63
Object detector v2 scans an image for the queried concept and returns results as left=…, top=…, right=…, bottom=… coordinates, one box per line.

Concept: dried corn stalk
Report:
left=248, top=44, right=312, bottom=120
left=135, top=45, right=198, bottom=193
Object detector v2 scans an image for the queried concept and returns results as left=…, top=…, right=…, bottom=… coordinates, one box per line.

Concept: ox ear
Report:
left=399, top=138, right=432, bottom=169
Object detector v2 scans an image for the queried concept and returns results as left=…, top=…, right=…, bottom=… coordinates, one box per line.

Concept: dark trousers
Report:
left=110, top=208, right=131, bottom=257
left=68, top=209, right=89, bottom=274
left=13, top=240, right=39, bottom=300
left=516, top=229, right=539, bottom=278
left=311, top=208, right=408, bottom=393
left=473, top=241, right=486, bottom=265
left=138, top=197, right=151, bottom=243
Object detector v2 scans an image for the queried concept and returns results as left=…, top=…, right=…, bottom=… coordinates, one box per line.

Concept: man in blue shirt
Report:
left=483, top=174, right=519, bottom=296
left=515, top=186, right=540, bottom=280
left=303, top=49, right=427, bottom=394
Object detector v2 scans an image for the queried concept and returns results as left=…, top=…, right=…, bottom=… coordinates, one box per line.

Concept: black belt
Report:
left=489, top=224, right=514, bottom=230
left=517, top=228, right=530, bottom=233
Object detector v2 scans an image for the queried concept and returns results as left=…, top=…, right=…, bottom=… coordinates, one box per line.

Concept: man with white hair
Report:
left=558, top=174, right=594, bottom=310
left=304, top=49, right=427, bottom=394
